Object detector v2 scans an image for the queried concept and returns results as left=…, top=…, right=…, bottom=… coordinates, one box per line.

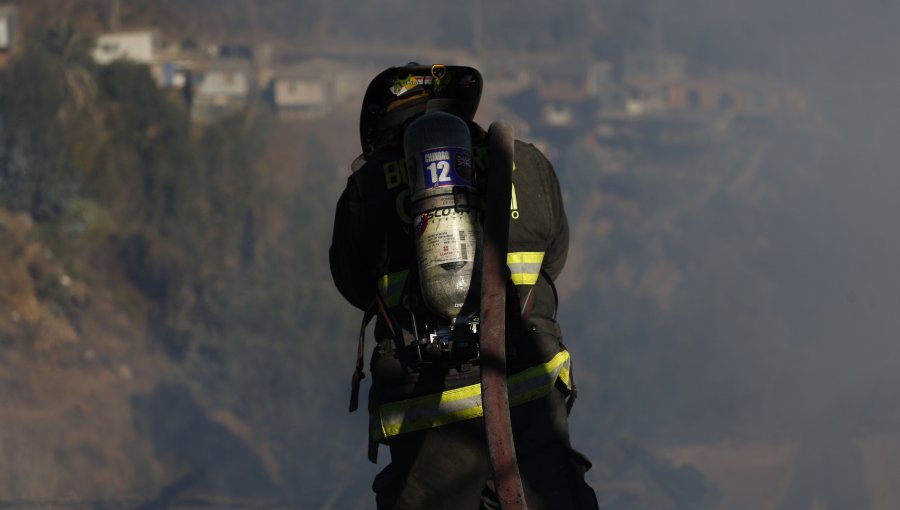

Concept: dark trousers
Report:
left=372, top=388, right=599, bottom=510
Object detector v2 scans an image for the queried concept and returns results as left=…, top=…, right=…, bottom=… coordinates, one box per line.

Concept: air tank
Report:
left=404, top=112, right=482, bottom=320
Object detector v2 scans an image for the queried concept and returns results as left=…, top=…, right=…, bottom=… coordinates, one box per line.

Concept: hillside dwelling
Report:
left=189, top=59, right=253, bottom=122
left=150, top=49, right=204, bottom=89
left=542, top=103, right=574, bottom=127
left=268, top=58, right=368, bottom=120
left=594, top=79, right=680, bottom=118
left=536, top=80, right=586, bottom=128
left=270, top=72, right=329, bottom=120
left=0, top=4, right=18, bottom=53
left=623, top=51, right=686, bottom=85
left=518, top=59, right=623, bottom=126
left=93, top=29, right=160, bottom=65
left=665, top=76, right=808, bottom=118
left=155, top=59, right=192, bottom=89
left=592, top=83, right=634, bottom=115
left=666, top=79, right=746, bottom=112
left=520, top=59, right=594, bottom=130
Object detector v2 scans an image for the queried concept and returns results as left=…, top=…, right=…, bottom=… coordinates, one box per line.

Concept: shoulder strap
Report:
left=349, top=302, right=376, bottom=412
left=349, top=287, right=406, bottom=413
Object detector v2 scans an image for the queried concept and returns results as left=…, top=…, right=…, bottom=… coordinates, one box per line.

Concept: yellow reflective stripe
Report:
left=508, top=350, right=570, bottom=406
left=559, top=364, right=571, bottom=388
left=377, top=270, right=409, bottom=307
left=372, top=350, right=572, bottom=441
left=507, top=252, right=545, bottom=264
left=507, top=251, right=545, bottom=286
left=376, top=385, right=484, bottom=439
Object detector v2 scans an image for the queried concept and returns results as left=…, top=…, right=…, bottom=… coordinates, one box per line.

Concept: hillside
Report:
left=3, top=2, right=900, bottom=509
left=0, top=20, right=364, bottom=503
left=0, top=18, right=718, bottom=507
left=0, top=207, right=170, bottom=498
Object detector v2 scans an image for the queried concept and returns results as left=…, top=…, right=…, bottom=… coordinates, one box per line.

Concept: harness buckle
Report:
left=413, top=315, right=480, bottom=365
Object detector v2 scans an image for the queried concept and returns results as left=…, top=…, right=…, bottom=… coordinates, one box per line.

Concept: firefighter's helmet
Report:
left=359, top=63, right=482, bottom=155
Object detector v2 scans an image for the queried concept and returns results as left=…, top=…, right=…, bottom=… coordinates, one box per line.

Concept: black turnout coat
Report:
left=330, top=122, right=570, bottom=407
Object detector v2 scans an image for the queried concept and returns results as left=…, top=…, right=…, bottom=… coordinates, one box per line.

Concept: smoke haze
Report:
left=3, top=0, right=900, bottom=508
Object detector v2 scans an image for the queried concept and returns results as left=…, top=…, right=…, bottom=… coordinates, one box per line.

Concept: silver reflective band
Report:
left=507, top=251, right=545, bottom=286
left=372, top=350, right=572, bottom=440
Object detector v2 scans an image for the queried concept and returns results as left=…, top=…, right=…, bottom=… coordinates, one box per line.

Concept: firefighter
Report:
left=330, top=63, right=598, bottom=510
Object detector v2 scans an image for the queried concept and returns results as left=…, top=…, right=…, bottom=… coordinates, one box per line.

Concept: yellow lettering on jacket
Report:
left=384, top=160, right=407, bottom=190
left=510, top=183, right=519, bottom=220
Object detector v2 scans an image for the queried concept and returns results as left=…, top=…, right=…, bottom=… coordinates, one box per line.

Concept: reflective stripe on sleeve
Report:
left=372, top=350, right=572, bottom=441
left=377, top=270, right=409, bottom=308
left=507, top=251, right=545, bottom=286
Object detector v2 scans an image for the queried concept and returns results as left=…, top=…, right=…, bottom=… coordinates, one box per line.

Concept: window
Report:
left=718, top=93, right=735, bottom=110
left=689, top=90, right=701, bottom=108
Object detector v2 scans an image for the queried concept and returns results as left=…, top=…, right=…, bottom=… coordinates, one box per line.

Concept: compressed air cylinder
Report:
left=404, top=112, right=482, bottom=320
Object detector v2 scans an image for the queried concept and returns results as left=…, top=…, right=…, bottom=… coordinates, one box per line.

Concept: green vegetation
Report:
left=0, top=23, right=359, bottom=494
left=0, top=23, right=253, bottom=346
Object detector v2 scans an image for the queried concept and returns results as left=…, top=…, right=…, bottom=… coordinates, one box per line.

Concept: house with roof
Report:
left=495, top=59, right=611, bottom=157
left=189, top=58, right=253, bottom=122
left=0, top=4, right=17, bottom=52
left=150, top=47, right=204, bottom=90
left=665, top=74, right=807, bottom=119
left=0, top=3, right=18, bottom=67
left=93, top=27, right=191, bottom=91
left=269, top=67, right=330, bottom=120
left=617, top=51, right=688, bottom=116
left=93, top=29, right=160, bottom=65
left=267, top=58, right=368, bottom=120
left=501, top=58, right=605, bottom=129
left=590, top=52, right=733, bottom=145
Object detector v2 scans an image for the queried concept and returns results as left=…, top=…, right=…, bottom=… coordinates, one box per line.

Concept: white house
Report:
left=93, top=29, right=160, bottom=65
left=271, top=75, right=328, bottom=119
left=268, top=58, right=368, bottom=120
left=189, top=58, right=253, bottom=122
left=0, top=4, right=18, bottom=53
left=615, top=52, right=688, bottom=117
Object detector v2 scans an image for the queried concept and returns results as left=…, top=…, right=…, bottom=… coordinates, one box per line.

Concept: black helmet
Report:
left=359, top=63, right=483, bottom=155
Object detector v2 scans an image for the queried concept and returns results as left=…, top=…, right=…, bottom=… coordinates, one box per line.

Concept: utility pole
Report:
left=244, top=0, right=261, bottom=128
left=110, top=0, right=120, bottom=31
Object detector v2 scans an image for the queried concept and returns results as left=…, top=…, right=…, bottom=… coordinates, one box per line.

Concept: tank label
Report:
left=414, top=209, right=479, bottom=268
left=421, top=147, right=474, bottom=188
